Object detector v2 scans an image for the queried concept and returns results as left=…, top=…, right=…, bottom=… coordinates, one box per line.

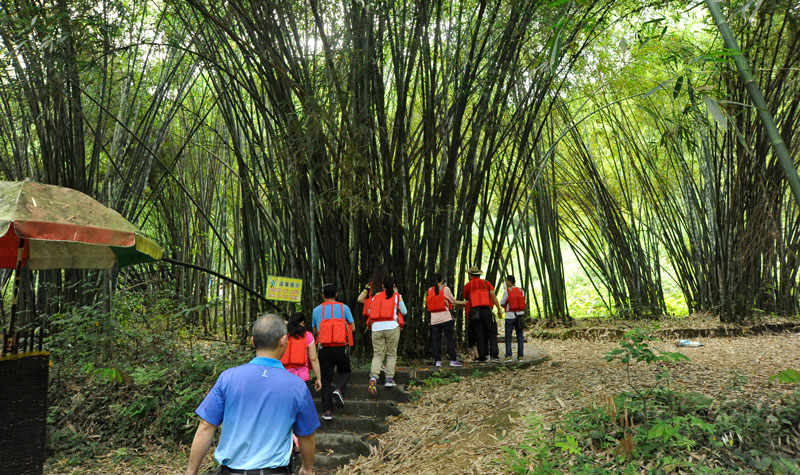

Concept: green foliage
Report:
left=554, top=434, right=581, bottom=455
left=501, top=387, right=800, bottom=473
left=770, top=369, right=800, bottom=384
left=500, top=330, right=800, bottom=473
left=604, top=327, right=689, bottom=366
left=564, top=273, right=610, bottom=319
left=408, top=370, right=463, bottom=391
left=47, top=289, right=250, bottom=467
left=563, top=264, right=688, bottom=320
left=471, top=369, right=490, bottom=378
left=82, top=362, right=125, bottom=384
left=604, top=327, right=689, bottom=426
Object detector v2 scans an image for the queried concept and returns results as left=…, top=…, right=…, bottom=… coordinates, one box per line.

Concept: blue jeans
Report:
left=432, top=320, right=457, bottom=362
left=504, top=318, right=524, bottom=358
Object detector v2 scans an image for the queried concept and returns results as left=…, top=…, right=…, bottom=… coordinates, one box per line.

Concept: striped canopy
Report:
left=0, top=181, right=162, bottom=270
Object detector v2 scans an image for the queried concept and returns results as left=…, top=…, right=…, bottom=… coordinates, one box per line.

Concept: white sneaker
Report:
left=435, top=361, right=442, bottom=367
left=384, top=378, right=397, bottom=387
left=332, top=389, right=344, bottom=407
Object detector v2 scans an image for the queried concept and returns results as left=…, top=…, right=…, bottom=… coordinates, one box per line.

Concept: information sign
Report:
left=265, top=275, right=303, bottom=303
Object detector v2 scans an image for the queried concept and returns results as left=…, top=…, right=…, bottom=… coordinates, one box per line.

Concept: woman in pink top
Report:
left=427, top=273, right=466, bottom=367
left=284, top=313, right=322, bottom=392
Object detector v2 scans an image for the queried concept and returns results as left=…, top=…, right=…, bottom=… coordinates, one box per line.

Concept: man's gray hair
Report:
left=252, top=313, right=287, bottom=350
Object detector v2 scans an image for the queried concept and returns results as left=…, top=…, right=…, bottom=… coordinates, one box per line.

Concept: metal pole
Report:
left=4, top=237, right=25, bottom=355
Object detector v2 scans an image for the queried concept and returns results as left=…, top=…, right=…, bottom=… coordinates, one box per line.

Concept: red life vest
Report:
left=361, top=283, right=373, bottom=317
left=426, top=286, right=450, bottom=312
left=281, top=334, right=308, bottom=368
left=507, top=287, right=526, bottom=312
left=466, top=278, right=492, bottom=307
left=368, top=292, right=404, bottom=327
left=318, top=302, right=353, bottom=347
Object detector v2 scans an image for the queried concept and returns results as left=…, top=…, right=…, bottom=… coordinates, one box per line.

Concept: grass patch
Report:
left=501, top=388, right=800, bottom=473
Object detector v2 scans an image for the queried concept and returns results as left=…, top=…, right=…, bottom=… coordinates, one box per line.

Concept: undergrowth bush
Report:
left=563, top=268, right=687, bottom=319
left=501, top=328, right=800, bottom=473
left=46, top=289, right=250, bottom=466
left=502, top=388, right=800, bottom=473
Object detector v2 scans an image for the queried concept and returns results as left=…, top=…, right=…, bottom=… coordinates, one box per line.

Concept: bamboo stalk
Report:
left=704, top=0, right=800, bottom=208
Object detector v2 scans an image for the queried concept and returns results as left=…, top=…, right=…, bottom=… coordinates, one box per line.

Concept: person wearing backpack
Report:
left=366, top=275, right=407, bottom=396
left=312, top=283, right=355, bottom=421
left=463, top=266, right=504, bottom=363
left=282, top=312, right=323, bottom=392
left=426, top=273, right=467, bottom=368
left=500, top=275, right=526, bottom=362
left=357, top=264, right=388, bottom=324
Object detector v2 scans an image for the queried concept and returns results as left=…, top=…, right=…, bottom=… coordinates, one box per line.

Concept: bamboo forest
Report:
left=0, top=0, right=799, bottom=473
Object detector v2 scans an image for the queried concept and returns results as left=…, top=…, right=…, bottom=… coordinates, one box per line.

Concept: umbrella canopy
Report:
left=0, top=181, right=162, bottom=269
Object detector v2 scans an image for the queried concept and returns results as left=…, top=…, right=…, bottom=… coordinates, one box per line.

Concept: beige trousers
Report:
left=370, top=327, right=401, bottom=379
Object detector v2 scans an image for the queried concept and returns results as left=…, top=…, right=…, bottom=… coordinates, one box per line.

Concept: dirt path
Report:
left=341, top=332, right=800, bottom=474
left=45, top=331, right=800, bottom=474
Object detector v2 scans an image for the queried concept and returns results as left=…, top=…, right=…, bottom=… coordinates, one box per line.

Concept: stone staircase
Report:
left=297, top=355, right=549, bottom=473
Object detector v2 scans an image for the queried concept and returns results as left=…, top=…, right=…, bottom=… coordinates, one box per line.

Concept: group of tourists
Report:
left=424, top=267, right=525, bottom=365
left=463, top=266, right=527, bottom=363
left=275, top=264, right=528, bottom=422
left=184, top=264, right=528, bottom=474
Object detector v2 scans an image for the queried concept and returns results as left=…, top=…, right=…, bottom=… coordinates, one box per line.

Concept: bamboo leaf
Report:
left=673, top=76, right=683, bottom=100
left=550, top=25, right=563, bottom=74
left=644, top=82, right=666, bottom=98
left=702, top=95, right=727, bottom=130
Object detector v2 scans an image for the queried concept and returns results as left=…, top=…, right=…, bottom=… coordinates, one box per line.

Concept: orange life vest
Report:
left=281, top=334, right=308, bottom=368
left=368, top=292, right=404, bottom=327
left=361, top=283, right=373, bottom=317
left=507, top=287, right=526, bottom=312
left=426, top=286, right=450, bottom=312
left=466, top=278, right=491, bottom=307
left=318, top=302, right=353, bottom=347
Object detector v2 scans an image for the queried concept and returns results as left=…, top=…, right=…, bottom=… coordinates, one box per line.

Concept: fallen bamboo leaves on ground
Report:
left=342, top=331, right=800, bottom=474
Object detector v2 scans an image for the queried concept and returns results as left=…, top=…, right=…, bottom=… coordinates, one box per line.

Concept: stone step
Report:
left=292, top=452, right=352, bottom=473
left=314, top=452, right=352, bottom=471
left=315, top=432, right=374, bottom=457
left=309, top=384, right=411, bottom=402
left=316, top=414, right=389, bottom=434
left=314, top=370, right=413, bottom=385
left=345, top=355, right=547, bottom=384
left=314, top=399, right=401, bottom=418
left=291, top=432, right=378, bottom=472
left=291, top=434, right=375, bottom=472
left=405, top=358, right=541, bottom=382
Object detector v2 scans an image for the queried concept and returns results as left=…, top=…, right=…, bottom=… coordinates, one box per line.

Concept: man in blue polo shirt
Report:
left=312, top=283, right=355, bottom=421
left=185, top=313, right=320, bottom=475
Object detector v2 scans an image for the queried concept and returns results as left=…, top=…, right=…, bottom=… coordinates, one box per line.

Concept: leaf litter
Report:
left=341, top=330, right=800, bottom=474
left=44, top=322, right=800, bottom=474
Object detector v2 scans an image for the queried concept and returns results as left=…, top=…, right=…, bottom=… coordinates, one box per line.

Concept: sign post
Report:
left=265, top=275, right=303, bottom=303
